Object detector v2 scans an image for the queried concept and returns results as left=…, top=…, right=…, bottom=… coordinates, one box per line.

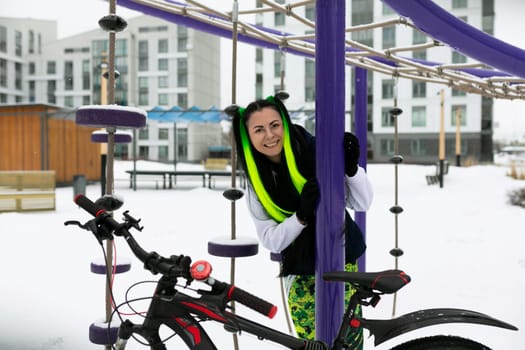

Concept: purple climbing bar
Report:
left=315, top=0, right=346, bottom=344
left=354, top=67, right=368, bottom=273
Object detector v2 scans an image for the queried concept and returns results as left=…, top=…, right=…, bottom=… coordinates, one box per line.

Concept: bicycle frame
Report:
left=69, top=194, right=518, bottom=350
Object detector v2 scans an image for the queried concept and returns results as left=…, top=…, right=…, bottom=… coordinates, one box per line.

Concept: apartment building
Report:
left=254, top=0, right=495, bottom=164
left=0, top=14, right=222, bottom=163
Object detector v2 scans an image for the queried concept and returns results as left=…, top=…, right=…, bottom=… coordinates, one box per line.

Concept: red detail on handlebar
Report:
left=267, top=305, right=278, bottom=319
left=96, top=209, right=106, bottom=217
left=190, top=260, right=212, bottom=280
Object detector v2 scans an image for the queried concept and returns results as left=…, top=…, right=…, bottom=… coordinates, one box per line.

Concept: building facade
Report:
left=0, top=14, right=221, bottom=163
left=254, top=0, right=495, bottom=164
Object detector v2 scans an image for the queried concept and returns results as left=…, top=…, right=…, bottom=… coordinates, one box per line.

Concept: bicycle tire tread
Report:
left=389, top=335, right=491, bottom=350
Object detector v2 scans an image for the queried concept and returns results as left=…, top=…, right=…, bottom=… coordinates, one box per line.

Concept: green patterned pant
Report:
left=287, top=263, right=363, bottom=349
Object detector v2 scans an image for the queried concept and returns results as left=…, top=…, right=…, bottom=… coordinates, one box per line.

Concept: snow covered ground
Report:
left=1, top=160, right=523, bottom=349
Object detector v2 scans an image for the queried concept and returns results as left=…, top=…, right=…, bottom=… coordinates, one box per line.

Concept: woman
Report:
left=231, top=94, right=373, bottom=348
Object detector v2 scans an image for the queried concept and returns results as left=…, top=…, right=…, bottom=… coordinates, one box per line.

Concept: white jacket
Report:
left=245, top=166, right=373, bottom=253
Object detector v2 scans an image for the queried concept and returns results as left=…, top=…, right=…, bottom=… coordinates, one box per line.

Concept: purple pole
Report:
left=315, top=0, right=345, bottom=344
left=354, top=67, right=368, bottom=272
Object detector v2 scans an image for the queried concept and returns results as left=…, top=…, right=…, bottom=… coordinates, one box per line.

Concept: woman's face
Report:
left=246, top=107, right=284, bottom=163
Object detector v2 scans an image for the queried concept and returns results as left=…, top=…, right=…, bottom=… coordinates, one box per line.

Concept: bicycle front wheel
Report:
left=389, top=335, right=492, bottom=350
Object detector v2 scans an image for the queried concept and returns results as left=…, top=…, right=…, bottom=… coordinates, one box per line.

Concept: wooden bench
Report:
left=204, top=158, right=229, bottom=170
left=0, top=171, right=56, bottom=212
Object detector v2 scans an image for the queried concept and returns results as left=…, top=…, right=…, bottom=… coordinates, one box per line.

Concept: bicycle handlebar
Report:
left=72, top=194, right=277, bottom=319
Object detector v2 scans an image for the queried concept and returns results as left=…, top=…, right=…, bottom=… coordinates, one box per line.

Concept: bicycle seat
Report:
left=323, top=269, right=410, bottom=294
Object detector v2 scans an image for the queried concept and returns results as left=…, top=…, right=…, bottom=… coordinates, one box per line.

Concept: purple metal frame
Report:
left=314, top=0, right=346, bottom=344
left=383, top=0, right=525, bottom=79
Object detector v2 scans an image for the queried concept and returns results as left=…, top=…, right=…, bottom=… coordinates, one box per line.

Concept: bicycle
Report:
left=66, top=194, right=518, bottom=350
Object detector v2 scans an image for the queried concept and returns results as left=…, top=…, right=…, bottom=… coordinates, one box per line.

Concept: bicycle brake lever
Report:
left=122, top=211, right=143, bottom=231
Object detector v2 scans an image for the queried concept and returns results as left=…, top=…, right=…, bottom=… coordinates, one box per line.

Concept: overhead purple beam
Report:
left=314, top=0, right=345, bottom=345
left=383, top=0, right=525, bottom=79
left=117, top=0, right=515, bottom=79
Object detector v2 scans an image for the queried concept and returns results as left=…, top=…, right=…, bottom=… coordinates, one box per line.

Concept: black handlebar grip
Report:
left=74, top=194, right=103, bottom=217
left=228, top=285, right=277, bottom=319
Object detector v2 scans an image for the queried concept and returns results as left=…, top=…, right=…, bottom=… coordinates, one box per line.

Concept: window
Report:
left=412, top=30, right=426, bottom=45
left=381, top=107, right=395, bottom=127
left=139, top=146, right=149, bottom=159
left=380, top=139, right=395, bottom=156
left=139, top=77, right=149, bottom=105
left=177, top=93, right=187, bottom=108
left=15, top=63, right=22, bottom=90
left=177, top=26, right=187, bottom=52
left=158, top=76, right=169, bottom=88
left=256, top=48, right=263, bottom=63
left=410, top=139, right=426, bottom=156
left=138, top=40, right=148, bottom=71
left=255, top=73, right=263, bottom=100
left=177, top=58, right=187, bottom=87
left=83, top=95, right=90, bottom=105
left=82, top=60, right=90, bottom=90
left=0, top=93, right=6, bottom=103
left=158, top=39, right=168, bottom=53
left=412, top=81, right=426, bottom=98
left=29, top=81, right=35, bottom=102
left=0, top=26, right=6, bottom=53
left=452, top=0, right=468, bottom=9
left=139, top=127, right=149, bottom=140
left=452, top=51, right=467, bottom=64
left=0, top=59, right=6, bottom=87
left=274, top=51, right=283, bottom=78
left=29, top=30, right=35, bottom=54
left=176, top=128, right=188, bottom=161
left=159, top=146, right=169, bottom=161
left=304, top=59, right=315, bottom=102
left=412, top=106, right=426, bottom=127
left=382, top=3, right=395, bottom=15
left=64, top=61, right=74, bottom=90
left=47, top=61, right=56, bottom=74
left=158, top=58, right=168, bottom=71
left=47, top=80, right=56, bottom=104
left=451, top=105, right=467, bottom=126
left=28, top=62, right=35, bottom=75
left=305, top=5, right=315, bottom=21
left=413, top=50, right=427, bottom=61
left=382, top=27, right=395, bottom=49
left=15, top=31, right=22, bottom=56
left=382, top=79, right=394, bottom=99
left=452, top=88, right=466, bottom=97
left=158, top=93, right=169, bottom=105
left=274, top=12, right=285, bottom=26
left=158, top=128, right=169, bottom=140
left=64, top=96, right=74, bottom=107
left=116, top=39, right=127, bottom=56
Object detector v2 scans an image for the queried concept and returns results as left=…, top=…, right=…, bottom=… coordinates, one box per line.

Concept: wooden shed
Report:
left=0, top=104, right=101, bottom=185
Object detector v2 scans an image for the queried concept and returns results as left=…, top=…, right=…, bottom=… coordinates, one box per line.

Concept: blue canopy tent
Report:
left=146, top=105, right=224, bottom=123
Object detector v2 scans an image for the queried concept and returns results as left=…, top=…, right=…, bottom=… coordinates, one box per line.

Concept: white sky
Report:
left=2, top=0, right=525, bottom=143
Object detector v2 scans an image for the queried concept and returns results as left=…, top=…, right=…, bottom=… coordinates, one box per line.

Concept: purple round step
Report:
left=89, top=320, right=119, bottom=345
left=76, top=105, right=146, bottom=128
left=270, top=252, right=282, bottom=262
left=90, top=257, right=131, bottom=274
left=91, top=129, right=132, bottom=143
left=208, top=236, right=259, bottom=258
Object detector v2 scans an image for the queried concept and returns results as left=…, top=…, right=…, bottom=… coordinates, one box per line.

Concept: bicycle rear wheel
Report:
left=390, top=335, right=491, bottom=350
